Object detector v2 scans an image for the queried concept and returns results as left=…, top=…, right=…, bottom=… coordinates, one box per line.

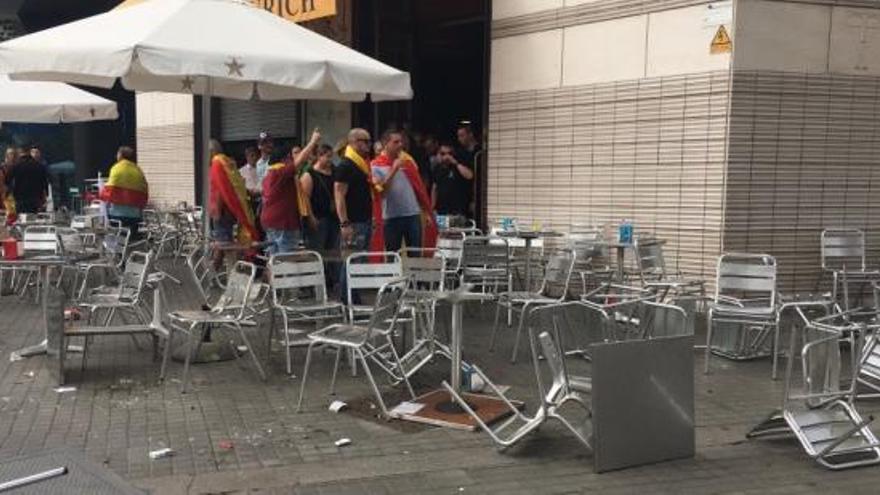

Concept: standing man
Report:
left=455, top=123, right=482, bottom=217
left=239, top=146, right=261, bottom=196
left=335, top=128, right=375, bottom=253
left=335, top=128, right=375, bottom=303
left=208, top=139, right=259, bottom=268
left=432, top=142, right=474, bottom=218
left=255, top=132, right=274, bottom=186
left=100, top=146, right=148, bottom=237
left=0, top=147, right=16, bottom=225
left=261, top=129, right=321, bottom=255
left=370, top=129, right=436, bottom=252
left=29, top=144, right=47, bottom=166
left=5, top=145, right=48, bottom=214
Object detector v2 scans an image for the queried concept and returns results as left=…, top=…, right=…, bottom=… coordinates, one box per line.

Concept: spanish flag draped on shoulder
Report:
left=209, top=153, right=258, bottom=246
left=100, top=159, right=148, bottom=209
left=368, top=151, right=437, bottom=252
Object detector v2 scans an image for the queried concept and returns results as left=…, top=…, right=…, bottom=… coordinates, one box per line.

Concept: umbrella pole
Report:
left=200, top=78, right=212, bottom=242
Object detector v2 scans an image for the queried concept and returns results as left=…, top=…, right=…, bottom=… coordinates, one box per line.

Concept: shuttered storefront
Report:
left=219, top=99, right=300, bottom=143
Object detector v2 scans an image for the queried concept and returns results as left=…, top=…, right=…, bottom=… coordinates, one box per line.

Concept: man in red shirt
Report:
left=261, top=129, right=321, bottom=255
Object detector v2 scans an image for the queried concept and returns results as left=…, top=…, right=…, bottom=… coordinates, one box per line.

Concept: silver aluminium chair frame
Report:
left=492, top=249, right=576, bottom=363
left=267, top=250, right=345, bottom=375
left=705, top=253, right=778, bottom=374
left=164, top=261, right=266, bottom=392
left=296, top=277, right=413, bottom=419
left=821, top=228, right=880, bottom=311
left=749, top=304, right=880, bottom=470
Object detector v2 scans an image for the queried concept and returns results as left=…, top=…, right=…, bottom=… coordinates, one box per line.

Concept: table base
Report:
left=394, top=389, right=519, bottom=431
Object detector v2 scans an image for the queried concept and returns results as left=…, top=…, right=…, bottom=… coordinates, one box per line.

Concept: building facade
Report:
left=488, top=0, right=880, bottom=291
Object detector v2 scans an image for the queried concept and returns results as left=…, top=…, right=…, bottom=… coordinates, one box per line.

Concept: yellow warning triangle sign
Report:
left=710, top=25, right=732, bottom=54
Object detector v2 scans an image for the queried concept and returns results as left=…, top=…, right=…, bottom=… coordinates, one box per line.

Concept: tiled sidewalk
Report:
left=1, top=269, right=880, bottom=494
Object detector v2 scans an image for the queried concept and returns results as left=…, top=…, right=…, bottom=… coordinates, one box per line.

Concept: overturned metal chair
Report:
left=442, top=327, right=592, bottom=452
left=748, top=304, right=880, bottom=470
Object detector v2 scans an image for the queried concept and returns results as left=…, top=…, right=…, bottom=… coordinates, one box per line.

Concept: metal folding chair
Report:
left=565, top=227, right=613, bottom=297
left=442, top=328, right=591, bottom=452
left=296, top=277, right=413, bottom=419
left=267, top=251, right=345, bottom=375
left=345, top=251, right=403, bottom=323
left=492, top=249, right=576, bottom=363
left=164, top=261, right=266, bottom=392
left=821, top=228, right=880, bottom=311
left=397, top=247, right=451, bottom=379
left=749, top=305, right=880, bottom=469
left=705, top=253, right=779, bottom=374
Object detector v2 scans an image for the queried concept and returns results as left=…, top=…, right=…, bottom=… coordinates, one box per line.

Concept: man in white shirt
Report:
left=256, top=131, right=274, bottom=186
left=239, top=146, right=261, bottom=195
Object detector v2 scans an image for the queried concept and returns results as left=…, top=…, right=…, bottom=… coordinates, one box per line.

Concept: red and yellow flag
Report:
left=210, top=153, right=258, bottom=245
left=100, top=159, right=148, bottom=209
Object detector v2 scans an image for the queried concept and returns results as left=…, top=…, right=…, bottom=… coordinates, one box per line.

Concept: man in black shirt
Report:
left=432, top=143, right=474, bottom=217
left=335, top=128, right=374, bottom=303
left=6, top=150, right=48, bottom=214
left=454, top=124, right=482, bottom=218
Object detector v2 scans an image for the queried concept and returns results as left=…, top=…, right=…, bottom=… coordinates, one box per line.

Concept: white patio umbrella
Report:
left=0, top=0, right=412, bottom=230
left=0, top=75, right=118, bottom=123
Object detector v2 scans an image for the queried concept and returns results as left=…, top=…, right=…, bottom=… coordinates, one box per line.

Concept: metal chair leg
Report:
left=180, top=323, right=200, bottom=393
left=704, top=309, right=713, bottom=374
left=511, top=304, right=530, bottom=364
left=329, top=346, right=342, bottom=395
left=358, top=349, right=390, bottom=419
left=386, top=335, right=416, bottom=399
left=490, top=299, right=504, bottom=352
left=235, top=323, right=266, bottom=380
left=296, top=340, right=318, bottom=412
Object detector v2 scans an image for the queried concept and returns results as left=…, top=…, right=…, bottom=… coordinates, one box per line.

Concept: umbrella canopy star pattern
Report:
left=225, top=57, right=244, bottom=77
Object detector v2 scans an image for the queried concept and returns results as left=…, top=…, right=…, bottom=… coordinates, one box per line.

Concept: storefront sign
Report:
left=116, top=0, right=338, bottom=23
left=252, top=0, right=337, bottom=23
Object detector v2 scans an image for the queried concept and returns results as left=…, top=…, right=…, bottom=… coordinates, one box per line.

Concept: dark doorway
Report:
left=353, top=0, right=490, bottom=226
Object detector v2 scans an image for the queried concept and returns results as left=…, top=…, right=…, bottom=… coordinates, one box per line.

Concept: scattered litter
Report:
left=334, top=438, right=351, bottom=447
left=458, top=488, right=465, bottom=492
left=9, top=352, right=22, bottom=362
left=328, top=400, right=347, bottom=413
left=391, top=401, right=424, bottom=416
left=53, top=386, right=76, bottom=393
left=66, top=345, right=84, bottom=353
left=64, top=308, right=82, bottom=321
left=495, top=385, right=511, bottom=395
left=219, top=440, right=234, bottom=450
left=237, top=345, right=248, bottom=353
left=23, top=371, right=35, bottom=378
left=149, top=448, right=174, bottom=460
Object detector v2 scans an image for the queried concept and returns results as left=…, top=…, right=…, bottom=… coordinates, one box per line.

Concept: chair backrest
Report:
left=401, top=248, right=446, bottom=292
left=462, top=236, right=509, bottom=272
left=537, top=331, right=572, bottom=404
left=23, top=226, right=58, bottom=255
left=632, top=300, right=689, bottom=339
left=346, top=251, right=403, bottom=303
left=566, top=229, right=606, bottom=264
left=269, top=250, right=328, bottom=306
left=361, top=277, right=409, bottom=343
left=102, top=226, right=131, bottom=268
left=213, top=261, right=257, bottom=320
left=539, top=249, right=576, bottom=298
left=436, top=231, right=465, bottom=272
left=821, top=228, right=866, bottom=272
left=55, top=227, right=93, bottom=255
left=715, top=253, right=777, bottom=308
left=186, top=245, right=217, bottom=305
left=116, top=250, right=154, bottom=303
left=634, top=237, right=669, bottom=282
